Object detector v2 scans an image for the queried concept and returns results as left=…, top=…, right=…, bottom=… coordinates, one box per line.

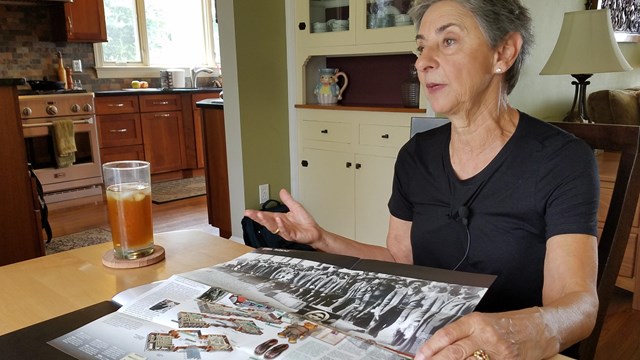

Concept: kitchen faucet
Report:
left=191, top=67, right=216, bottom=88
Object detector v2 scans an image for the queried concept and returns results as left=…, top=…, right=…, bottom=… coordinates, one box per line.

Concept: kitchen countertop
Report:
left=195, top=97, right=224, bottom=109
left=95, top=87, right=222, bottom=96
left=0, top=78, right=26, bottom=86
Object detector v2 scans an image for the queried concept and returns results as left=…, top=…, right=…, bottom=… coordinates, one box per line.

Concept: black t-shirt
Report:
left=388, top=112, right=599, bottom=312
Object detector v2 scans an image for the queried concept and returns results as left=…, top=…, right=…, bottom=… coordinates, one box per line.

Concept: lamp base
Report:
left=563, top=110, right=591, bottom=123
left=563, top=74, right=593, bottom=123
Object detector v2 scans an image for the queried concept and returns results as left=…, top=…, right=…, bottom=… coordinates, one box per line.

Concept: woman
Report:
left=245, top=0, right=599, bottom=358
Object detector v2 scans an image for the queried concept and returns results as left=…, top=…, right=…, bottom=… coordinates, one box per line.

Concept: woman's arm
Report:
left=414, top=233, right=598, bottom=360
left=243, top=189, right=413, bottom=263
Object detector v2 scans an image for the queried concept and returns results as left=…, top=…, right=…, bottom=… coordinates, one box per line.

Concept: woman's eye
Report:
left=443, top=38, right=456, bottom=47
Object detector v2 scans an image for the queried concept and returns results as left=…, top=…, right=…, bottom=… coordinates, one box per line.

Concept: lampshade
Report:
left=540, top=9, right=631, bottom=75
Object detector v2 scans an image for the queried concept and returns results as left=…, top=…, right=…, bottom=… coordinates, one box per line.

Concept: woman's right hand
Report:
left=243, top=189, right=324, bottom=248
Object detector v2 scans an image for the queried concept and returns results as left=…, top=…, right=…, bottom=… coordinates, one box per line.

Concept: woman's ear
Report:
left=494, top=31, right=523, bottom=72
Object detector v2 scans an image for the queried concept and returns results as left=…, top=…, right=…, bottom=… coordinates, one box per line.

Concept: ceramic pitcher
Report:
left=314, top=68, right=348, bottom=105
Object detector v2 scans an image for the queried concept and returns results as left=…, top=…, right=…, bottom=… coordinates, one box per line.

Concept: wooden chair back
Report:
left=551, top=122, right=640, bottom=360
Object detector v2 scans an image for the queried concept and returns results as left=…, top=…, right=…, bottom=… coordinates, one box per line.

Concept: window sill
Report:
left=95, top=66, right=191, bottom=79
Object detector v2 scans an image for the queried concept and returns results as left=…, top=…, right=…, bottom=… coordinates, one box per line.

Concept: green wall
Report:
left=233, top=0, right=291, bottom=210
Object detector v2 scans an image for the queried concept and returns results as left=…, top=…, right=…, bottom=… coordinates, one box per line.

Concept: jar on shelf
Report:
left=400, top=64, right=420, bottom=108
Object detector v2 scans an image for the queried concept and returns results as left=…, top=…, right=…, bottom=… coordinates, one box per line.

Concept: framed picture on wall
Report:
left=589, top=0, right=640, bottom=42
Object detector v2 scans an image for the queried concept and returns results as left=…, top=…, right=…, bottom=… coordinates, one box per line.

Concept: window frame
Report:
left=94, top=0, right=218, bottom=79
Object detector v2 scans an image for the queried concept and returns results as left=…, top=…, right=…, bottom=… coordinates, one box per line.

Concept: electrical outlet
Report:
left=72, top=59, right=83, bottom=72
left=259, top=184, right=270, bottom=204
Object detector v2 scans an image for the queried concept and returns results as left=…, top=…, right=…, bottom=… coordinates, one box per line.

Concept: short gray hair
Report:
left=409, top=0, right=533, bottom=95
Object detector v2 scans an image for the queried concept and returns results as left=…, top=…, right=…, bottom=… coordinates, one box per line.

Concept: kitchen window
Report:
left=94, top=0, right=220, bottom=78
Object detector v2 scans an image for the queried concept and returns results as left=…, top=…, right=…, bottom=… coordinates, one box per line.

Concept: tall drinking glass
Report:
left=102, top=161, right=154, bottom=259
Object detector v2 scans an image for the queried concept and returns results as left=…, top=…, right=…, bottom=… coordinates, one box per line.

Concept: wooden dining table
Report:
left=0, top=229, right=572, bottom=359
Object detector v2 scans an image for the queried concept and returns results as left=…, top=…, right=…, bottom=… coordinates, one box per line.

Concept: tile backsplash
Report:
left=1, top=4, right=158, bottom=91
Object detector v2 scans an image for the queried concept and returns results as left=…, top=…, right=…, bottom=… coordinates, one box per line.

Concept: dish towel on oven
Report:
left=52, top=119, right=77, bottom=168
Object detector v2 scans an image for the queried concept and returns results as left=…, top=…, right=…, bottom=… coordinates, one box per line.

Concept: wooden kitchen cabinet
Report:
left=96, top=96, right=145, bottom=165
left=190, top=92, right=221, bottom=169
left=52, top=0, right=108, bottom=42
left=140, top=94, right=186, bottom=174
left=0, top=80, right=44, bottom=266
left=597, top=151, right=640, bottom=310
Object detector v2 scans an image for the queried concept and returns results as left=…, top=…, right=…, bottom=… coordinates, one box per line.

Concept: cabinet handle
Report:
left=321, top=129, right=328, bottom=134
left=381, top=134, right=389, bottom=139
left=301, top=160, right=309, bottom=167
left=346, top=162, right=352, bottom=168
left=109, top=129, right=128, bottom=133
left=67, top=16, right=73, bottom=32
left=298, top=22, right=306, bottom=30
left=154, top=113, right=172, bottom=117
left=355, top=163, right=362, bottom=170
left=152, top=101, right=170, bottom=105
left=108, top=103, right=125, bottom=107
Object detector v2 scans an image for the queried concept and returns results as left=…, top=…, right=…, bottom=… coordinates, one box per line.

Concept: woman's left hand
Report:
left=414, top=310, right=549, bottom=360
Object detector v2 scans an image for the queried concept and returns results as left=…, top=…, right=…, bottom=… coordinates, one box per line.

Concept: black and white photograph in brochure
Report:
left=195, top=249, right=491, bottom=356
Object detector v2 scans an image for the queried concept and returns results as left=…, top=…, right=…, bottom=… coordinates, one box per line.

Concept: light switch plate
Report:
left=72, top=59, right=82, bottom=72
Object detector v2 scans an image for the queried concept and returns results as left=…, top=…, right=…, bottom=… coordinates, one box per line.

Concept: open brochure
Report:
left=49, top=248, right=495, bottom=359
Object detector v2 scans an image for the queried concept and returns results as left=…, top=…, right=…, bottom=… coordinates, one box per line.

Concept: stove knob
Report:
left=22, top=107, right=32, bottom=117
left=83, top=103, right=93, bottom=112
left=46, top=105, right=58, bottom=116
left=71, top=104, right=81, bottom=113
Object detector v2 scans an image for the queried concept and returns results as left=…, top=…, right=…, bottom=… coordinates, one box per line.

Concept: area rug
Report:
left=152, top=176, right=206, bottom=204
left=45, top=228, right=112, bottom=255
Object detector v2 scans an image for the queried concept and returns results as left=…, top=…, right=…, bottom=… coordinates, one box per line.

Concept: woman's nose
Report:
left=414, top=50, right=435, bottom=74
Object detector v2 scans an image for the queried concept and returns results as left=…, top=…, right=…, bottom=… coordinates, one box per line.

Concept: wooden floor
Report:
left=48, top=195, right=210, bottom=237
left=47, top=197, right=639, bottom=359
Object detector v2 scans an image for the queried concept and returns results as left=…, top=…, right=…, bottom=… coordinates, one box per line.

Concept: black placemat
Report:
left=0, top=301, right=120, bottom=359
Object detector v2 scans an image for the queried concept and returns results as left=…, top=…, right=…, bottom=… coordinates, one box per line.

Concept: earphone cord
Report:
left=452, top=224, right=471, bottom=271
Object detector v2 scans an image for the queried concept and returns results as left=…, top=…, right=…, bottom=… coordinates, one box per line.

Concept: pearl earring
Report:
left=496, top=68, right=502, bottom=73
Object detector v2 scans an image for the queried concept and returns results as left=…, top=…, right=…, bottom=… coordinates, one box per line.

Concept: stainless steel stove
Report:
left=19, top=92, right=103, bottom=206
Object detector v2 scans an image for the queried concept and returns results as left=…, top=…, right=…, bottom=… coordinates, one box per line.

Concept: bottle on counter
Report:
left=57, top=51, right=67, bottom=89
left=65, top=67, right=73, bottom=90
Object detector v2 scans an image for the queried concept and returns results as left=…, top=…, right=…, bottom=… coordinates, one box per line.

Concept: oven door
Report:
left=22, top=116, right=103, bottom=193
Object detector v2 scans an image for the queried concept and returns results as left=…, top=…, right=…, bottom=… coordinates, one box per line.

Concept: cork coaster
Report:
left=102, top=245, right=165, bottom=269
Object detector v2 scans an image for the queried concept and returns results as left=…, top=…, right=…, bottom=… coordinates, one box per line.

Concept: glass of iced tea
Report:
left=102, top=160, right=154, bottom=260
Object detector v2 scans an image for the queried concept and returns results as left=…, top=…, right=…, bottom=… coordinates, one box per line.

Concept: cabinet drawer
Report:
left=301, top=121, right=351, bottom=143
left=97, top=114, right=143, bottom=148
left=139, top=94, right=182, bottom=112
left=95, top=96, right=139, bottom=115
left=359, top=124, right=409, bottom=148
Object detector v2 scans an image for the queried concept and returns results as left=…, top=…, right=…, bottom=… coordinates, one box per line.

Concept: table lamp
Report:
left=540, top=9, right=632, bottom=123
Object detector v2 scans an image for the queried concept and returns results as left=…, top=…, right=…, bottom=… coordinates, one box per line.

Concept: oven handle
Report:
left=22, top=118, right=94, bottom=129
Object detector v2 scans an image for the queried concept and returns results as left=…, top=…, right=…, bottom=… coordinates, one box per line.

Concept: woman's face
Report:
left=414, top=1, right=498, bottom=116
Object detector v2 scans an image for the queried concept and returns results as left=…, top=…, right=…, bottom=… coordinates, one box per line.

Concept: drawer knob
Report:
left=381, top=134, right=389, bottom=139
left=301, top=160, right=309, bottom=167
left=321, top=129, right=328, bottom=134
left=109, top=128, right=128, bottom=133
left=154, top=113, right=172, bottom=117
left=298, top=22, right=306, bottom=30
left=108, top=103, right=125, bottom=107
left=153, top=101, right=170, bottom=105
left=346, top=162, right=352, bottom=168
left=355, top=163, right=362, bottom=170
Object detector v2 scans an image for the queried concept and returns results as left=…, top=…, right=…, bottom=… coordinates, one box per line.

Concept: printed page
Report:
left=50, top=275, right=409, bottom=360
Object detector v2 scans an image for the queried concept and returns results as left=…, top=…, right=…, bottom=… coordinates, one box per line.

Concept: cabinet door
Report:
left=56, top=0, right=108, bottom=42
left=100, top=145, right=145, bottom=164
left=354, top=0, right=416, bottom=46
left=295, top=0, right=356, bottom=48
left=141, top=111, right=186, bottom=174
left=354, top=153, right=396, bottom=246
left=300, top=147, right=355, bottom=239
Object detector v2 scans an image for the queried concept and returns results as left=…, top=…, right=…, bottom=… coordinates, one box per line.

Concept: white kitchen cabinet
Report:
left=295, top=0, right=416, bottom=50
left=297, top=109, right=415, bottom=246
